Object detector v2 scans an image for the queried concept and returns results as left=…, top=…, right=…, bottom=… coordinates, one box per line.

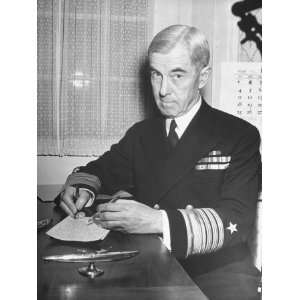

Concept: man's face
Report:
left=149, top=44, right=202, bottom=118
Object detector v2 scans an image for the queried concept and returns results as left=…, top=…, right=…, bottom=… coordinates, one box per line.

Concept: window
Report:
left=38, top=0, right=154, bottom=156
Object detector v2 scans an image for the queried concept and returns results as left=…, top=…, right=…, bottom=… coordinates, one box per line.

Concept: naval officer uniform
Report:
left=62, top=99, right=261, bottom=300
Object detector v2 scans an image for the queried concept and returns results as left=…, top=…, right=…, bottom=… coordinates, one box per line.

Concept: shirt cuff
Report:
left=79, top=188, right=95, bottom=207
left=160, top=210, right=171, bottom=251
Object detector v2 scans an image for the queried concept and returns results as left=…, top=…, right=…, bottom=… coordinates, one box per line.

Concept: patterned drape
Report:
left=38, top=0, right=153, bottom=156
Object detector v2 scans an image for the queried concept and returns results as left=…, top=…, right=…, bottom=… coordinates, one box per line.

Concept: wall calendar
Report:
left=219, top=62, right=262, bottom=133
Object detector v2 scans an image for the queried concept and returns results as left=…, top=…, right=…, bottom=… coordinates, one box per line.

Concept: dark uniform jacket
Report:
left=76, top=100, right=261, bottom=282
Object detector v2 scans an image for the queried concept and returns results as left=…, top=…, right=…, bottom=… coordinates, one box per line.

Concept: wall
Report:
left=152, top=0, right=193, bottom=34
left=38, top=0, right=235, bottom=184
left=38, top=156, right=92, bottom=184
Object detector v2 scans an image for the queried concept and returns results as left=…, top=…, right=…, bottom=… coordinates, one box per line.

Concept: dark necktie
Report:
left=168, top=119, right=179, bottom=148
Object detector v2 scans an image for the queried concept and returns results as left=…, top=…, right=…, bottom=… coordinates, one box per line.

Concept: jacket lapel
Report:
left=140, top=116, right=170, bottom=164
left=141, top=100, right=218, bottom=206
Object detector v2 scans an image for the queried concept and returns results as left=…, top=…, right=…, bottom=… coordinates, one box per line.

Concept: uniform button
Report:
left=154, top=204, right=160, bottom=209
left=185, top=204, right=194, bottom=210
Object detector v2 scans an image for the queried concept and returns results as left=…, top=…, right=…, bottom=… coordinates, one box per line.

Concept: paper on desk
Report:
left=46, top=216, right=109, bottom=242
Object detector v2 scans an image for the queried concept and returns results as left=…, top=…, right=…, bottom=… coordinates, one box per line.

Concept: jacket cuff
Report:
left=55, top=172, right=101, bottom=206
left=64, top=172, right=101, bottom=195
left=55, top=185, right=95, bottom=207
left=164, top=209, right=188, bottom=258
left=178, top=208, right=224, bottom=257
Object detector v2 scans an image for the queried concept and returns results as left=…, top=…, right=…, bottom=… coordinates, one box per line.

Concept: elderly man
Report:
left=59, top=25, right=261, bottom=300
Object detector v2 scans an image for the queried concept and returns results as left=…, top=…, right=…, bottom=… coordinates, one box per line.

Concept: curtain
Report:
left=38, top=0, right=153, bottom=156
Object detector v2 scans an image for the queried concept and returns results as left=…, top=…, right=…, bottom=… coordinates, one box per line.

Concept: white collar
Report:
left=166, top=96, right=202, bottom=139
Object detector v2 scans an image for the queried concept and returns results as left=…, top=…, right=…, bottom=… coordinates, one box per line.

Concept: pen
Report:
left=75, top=186, right=80, bottom=200
left=72, top=186, right=81, bottom=219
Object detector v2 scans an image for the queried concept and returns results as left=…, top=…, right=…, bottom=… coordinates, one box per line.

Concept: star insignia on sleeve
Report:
left=226, top=222, right=238, bottom=234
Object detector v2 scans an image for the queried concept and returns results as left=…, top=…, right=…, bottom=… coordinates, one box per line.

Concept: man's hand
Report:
left=60, top=186, right=90, bottom=217
left=93, top=200, right=163, bottom=234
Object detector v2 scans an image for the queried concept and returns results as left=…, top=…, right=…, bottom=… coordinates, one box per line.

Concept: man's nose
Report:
left=159, top=77, right=170, bottom=97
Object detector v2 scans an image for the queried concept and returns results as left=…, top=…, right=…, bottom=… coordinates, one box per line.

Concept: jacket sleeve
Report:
left=61, top=124, right=138, bottom=196
left=165, top=125, right=261, bottom=258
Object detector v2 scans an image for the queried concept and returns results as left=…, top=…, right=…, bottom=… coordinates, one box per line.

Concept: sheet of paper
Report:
left=46, top=216, right=109, bottom=242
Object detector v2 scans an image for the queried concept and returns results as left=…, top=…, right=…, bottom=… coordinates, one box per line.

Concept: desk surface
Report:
left=38, top=200, right=208, bottom=300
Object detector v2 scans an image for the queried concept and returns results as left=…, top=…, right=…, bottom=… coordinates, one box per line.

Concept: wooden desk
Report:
left=38, top=201, right=208, bottom=300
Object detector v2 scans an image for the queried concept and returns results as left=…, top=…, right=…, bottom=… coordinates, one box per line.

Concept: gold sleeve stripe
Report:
left=193, top=209, right=208, bottom=253
left=178, top=208, right=224, bottom=256
left=194, top=210, right=206, bottom=254
left=178, top=209, right=193, bottom=257
left=189, top=210, right=205, bottom=255
left=201, top=208, right=217, bottom=251
left=205, top=209, right=218, bottom=251
left=184, top=210, right=198, bottom=254
left=197, top=209, right=213, bottom=252
left=208, top=208, right=224, bottom=249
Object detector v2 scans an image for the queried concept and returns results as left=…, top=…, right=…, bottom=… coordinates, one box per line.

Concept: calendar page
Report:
left=219, top=62, right=262, bottom=134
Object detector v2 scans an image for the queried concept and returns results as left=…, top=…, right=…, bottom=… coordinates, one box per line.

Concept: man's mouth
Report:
left=160, top=99, right=174, bottom=104
left=160, top=102, right=174, bottom=109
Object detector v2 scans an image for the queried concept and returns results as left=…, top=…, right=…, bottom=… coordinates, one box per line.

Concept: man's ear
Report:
left=198, top=66, right=211, bottom=89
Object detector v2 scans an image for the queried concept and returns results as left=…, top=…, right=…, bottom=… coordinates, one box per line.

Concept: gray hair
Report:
left=148, top=25, right=210, bottom=69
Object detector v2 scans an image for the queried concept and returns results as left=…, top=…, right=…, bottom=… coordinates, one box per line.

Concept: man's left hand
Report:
left=93, top=200, right=163, bottom=234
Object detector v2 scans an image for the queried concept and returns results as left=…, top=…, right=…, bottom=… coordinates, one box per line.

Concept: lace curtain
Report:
left=38, top=0, right=153, bottom=156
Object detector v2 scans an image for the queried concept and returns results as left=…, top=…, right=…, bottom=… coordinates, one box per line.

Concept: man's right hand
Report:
left=59, top=186, right=91, bottom=217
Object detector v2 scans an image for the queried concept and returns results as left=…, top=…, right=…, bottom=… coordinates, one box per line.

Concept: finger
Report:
left=62, top=195, right=77, bottom=215
left=96, top=201, right=133, bottom=212
left=75, top=190, right=90, bottom=210
left=63, top=185, right=76, bottom=198
left=59, top=201, right=75, bottom=217
left=99, top=220, right=122, bottom=230
left=93, top=211, right=122, bottom=223
left=96, top=202, right=122, bottom=212
left=114, top=199, right=136, bottom=204
left=61, top=187, right=77, bottom=215
left=112, top=190, right=133, bottom=199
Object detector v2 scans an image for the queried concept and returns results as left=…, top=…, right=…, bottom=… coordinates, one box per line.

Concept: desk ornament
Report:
left=43, top=249, right=139, bottom=279
left=38, top=218, right=52, bottom=230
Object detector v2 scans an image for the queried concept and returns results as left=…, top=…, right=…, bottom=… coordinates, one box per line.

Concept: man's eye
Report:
left=173, top=74, right=183, bottom=79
